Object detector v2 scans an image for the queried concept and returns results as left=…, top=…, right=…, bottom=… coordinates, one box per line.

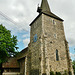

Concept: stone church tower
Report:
left=28, top=0, right=74, bottom=75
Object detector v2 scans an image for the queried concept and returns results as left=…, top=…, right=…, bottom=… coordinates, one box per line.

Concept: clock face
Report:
left=33, top=34, right=37, bottom=42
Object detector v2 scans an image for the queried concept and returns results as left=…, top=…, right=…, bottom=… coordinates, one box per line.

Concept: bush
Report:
left=72, top=60, right=75, bottom=75
left=68, top=71, right=72, bottom=75
left=56, top=72, right=61, bottom=75
left=63, top=70, right=67, bottom=75
left=50, top=71, right=55, bottom=75
left=42, top=73, right=46, bottom=75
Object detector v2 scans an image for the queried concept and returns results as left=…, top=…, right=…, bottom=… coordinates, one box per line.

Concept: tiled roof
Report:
left=20, top=47, right=28, bottom=53
left=30, top=12, right=63, bottom=26
left=42, top=11, right=63, bottom=21
left=30, top=0, right=63, bottom=26
left=2, top=47, right=28, bottom=68
left=2, top=57, right=20, bottom=68
left=17, top=47, right=28, bottom=60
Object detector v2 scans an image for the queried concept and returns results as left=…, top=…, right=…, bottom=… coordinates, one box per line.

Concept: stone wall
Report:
left=29, top=13, right=74, bottom=75
left=41, top=14, right=73, bottom=74
left=19, top=58, right=25, bottom=75
left=29, top=15, right=42, bottom=75
left=17, top=47, right=28, bottom=75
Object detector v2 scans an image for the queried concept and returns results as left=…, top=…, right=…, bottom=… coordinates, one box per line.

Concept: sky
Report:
left=0, top=0, right=75, bottom=61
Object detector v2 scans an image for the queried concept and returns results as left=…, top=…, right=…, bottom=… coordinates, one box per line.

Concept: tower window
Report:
left=53, top=20, right=55, bottom=24
left=56, top=50, right=59, bottom=61
left=54, top=34, right=57, bottom=38
left=53, top=20, right=56, bottom=25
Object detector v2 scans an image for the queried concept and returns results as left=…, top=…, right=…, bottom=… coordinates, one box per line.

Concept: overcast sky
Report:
left=0, top=0, right=75, bottom=60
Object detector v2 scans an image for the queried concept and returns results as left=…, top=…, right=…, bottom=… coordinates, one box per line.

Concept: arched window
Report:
left=56, top=50, right=59, bottom=61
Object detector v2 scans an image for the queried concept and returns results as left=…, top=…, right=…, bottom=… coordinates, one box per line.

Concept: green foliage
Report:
left=42, top=73, right=46, bottom=75
left=50, top=71, right=55, bottom=75
left=68, top=71, right=72, bottom=75
left=0, top=24, right=19, bottom=63
left=56, top=72, right=61, bottom=75
left=63, top=70, right=67, bottom=75
left=73, top=60, right=75, bottom=75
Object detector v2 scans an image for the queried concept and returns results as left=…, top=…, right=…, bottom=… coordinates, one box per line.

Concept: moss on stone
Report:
left=30, top=69, right=39, bottom=75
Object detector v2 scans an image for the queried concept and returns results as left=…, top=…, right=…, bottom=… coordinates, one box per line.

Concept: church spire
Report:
left=36, top=0, right=63, bottom=22
left=37, top=0, right=51, bottom=13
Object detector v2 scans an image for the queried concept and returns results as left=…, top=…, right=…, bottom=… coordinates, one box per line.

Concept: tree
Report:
left=0, top=24, right=19, bottom=63
left=73, top=60, right=75, bottom=75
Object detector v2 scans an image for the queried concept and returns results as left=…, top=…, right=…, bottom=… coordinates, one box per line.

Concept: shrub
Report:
left=68, top=71, right=72, bottom=75
left=56, top=72, right=61, bottom=75
left=42, top=73, right=46, bottom=75
left=50, top=71, right=55, bottom=75
left=63, top=70, right=67, bottom=75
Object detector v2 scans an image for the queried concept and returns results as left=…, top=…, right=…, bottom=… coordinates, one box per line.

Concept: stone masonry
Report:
left=2, top=0, right=74, bottom=75
left=28, top=0, right=74, bottom=75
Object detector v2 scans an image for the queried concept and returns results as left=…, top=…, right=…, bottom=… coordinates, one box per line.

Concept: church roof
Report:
left=2, top=57, right=20, bottom=68
left=30, top=0, right=63, bottom=26
left=20, top=47, right=28, bottom=53
left=37, top=0, right=51, bottom=13
left=2, top=47, right=28, bottom=68
left=42, top=11, right=63, bottom=21
left=30, top=12, right=63, bottom=26
left=17, top=47, right=28, bottom=60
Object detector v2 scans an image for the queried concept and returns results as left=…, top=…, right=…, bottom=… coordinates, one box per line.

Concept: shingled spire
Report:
left=37, top=0, right=51, bottom=13
left=36, top=0, right=64, bottom=22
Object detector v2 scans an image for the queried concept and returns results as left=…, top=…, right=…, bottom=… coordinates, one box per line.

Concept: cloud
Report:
left=70, top=53, right=75, bottom=59
left=23, top=38, right=30, bottom=47
left=0, top=0, right=31, bottom=34
left=22, top=33, right=30, bottom=38
left=0, top=0, right=75, bottom=48
left=18, top=39, right=22, bottom=42
left=48, top=0, right=75, bottom=47
left=67, top=38, right=75, bottom=47
left=22, top=35, right=28, bottom=38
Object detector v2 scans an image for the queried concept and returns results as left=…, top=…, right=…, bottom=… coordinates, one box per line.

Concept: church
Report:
left=2, top=0, right=74, bottom=75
